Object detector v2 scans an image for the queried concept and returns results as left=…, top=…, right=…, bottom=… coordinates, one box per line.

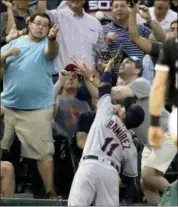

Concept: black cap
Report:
left=123, top=104, right=145, bottom=129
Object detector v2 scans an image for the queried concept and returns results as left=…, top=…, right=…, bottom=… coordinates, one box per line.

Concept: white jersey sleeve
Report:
left=96, top=94, right=114, bottom=119
left=122, top=145, right=138, bottom=177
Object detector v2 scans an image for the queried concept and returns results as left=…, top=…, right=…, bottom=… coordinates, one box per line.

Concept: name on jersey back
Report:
left=106, top=120, right=131, bottom=150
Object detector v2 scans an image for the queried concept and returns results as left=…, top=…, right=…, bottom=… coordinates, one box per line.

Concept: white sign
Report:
left=89, top=0, right=112, bottom=11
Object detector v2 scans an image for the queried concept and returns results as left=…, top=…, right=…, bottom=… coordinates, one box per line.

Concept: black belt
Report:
left=83, top=155, right=119, bottom=172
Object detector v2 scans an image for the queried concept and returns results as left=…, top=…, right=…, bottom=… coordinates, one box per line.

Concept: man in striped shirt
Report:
left=103, top=0, right=165, bottom=74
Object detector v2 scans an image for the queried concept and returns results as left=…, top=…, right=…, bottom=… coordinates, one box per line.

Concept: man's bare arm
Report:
left=129, top=7, right=152, bottom=54
left=138, top=5, right=165, bottom=42
left=148, top=20, right=166, bottom=43
left=54, top=79, right=61, bottom=100
left=2, top=1, right=16, bottom=35
left=0, top=67, right=5, bottom=81
left=0, top=48, right=20, bottom=80
left=37, top=0, right=47, bottom=13
left=0, top=47, right=20, bottom=63
left=44, top=25, right=59, bottom=59
left=76, top=132, right=87, bottom=149
left=85, top=79, right=99, bottom=99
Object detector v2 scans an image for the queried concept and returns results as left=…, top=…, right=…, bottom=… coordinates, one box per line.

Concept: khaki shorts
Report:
left=1, top=106, right=55, bottom=160
left=141, top=133, right=177, bottom=174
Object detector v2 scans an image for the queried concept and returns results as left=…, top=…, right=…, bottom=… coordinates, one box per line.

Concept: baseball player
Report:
left=68, top=59, right=145, bottom=206
left=149, top=37, right=178, bottom=146
left=140, top=37, right=178, bottom=204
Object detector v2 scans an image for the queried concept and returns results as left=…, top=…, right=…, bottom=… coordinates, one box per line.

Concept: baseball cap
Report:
left=123, top=104, right=145, bottom=129
left=129, top=56, right=143, bottom=70
left=121, top=50, right=143, bottom=70
left=64, top=64, right=82, bottom=80
left=64, top=64, right=77, bottom=71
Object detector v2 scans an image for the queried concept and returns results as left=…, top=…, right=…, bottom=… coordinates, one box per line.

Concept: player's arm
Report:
left=97, top=59, right=114, bottom=116
left=149, top=43, right=170, bottom=123
left=148, top=41, right=170, bottom=147
left=76, top=113, right=90, bottom=149
left=149, top=70, right=168, bottom=118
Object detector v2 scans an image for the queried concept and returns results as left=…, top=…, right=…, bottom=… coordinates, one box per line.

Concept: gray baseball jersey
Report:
left=82, top=94, right=138, bottom=177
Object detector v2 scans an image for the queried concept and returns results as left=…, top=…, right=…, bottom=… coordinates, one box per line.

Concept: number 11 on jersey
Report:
left=101, top=137, right=120, bottom=156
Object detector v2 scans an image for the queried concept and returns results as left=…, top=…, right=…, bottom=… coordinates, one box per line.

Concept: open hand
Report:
left=6, top=25, right=19, bottom=43
left=2, top=0, right=13, bottom=8
left=48, top=24, right=59, bottom=39
left=128, top=2, right=138, bottom=13
left=71, top=56, right=95, bottom=80
left=148, top=126, right=163, bottom=148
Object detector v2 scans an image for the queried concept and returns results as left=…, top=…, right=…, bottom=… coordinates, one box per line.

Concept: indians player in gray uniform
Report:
left=68, top=60, right=145, bottom=206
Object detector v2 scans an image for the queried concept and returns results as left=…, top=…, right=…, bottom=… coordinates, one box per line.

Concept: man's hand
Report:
left=105, top=32, right=118, bottom=44
left=148, top=126, right=163, bottom=148
left=138, top=5, right=151, bottom=21
left=104, top=59, right=114, bottom=72
left=48, top=24, right=59, bottom=40
left=2, top=0, right=13, bottom=8
left=128, top=2, right=138, bottom=13
left=6, top=25, right=19, bottom=43
left=9, top=47, right=20, bottom=56
left=59, top=70, right=70, bottom=87
left=71, top=56, right=95, bottom=80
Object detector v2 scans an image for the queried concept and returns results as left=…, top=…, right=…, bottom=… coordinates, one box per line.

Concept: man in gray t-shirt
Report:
left=112, top=56, right=169, bottom=144
left=129, top=77, right=169, bottom=144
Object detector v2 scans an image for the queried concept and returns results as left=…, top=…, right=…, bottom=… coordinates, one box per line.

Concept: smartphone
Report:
left=0, top=0, right=7, bottom=13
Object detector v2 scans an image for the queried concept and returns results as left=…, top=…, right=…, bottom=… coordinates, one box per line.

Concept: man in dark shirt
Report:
left=1, top=0, right=34, bottom=39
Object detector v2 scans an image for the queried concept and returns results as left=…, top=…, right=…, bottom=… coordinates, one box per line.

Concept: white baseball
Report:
left=95, top=11, right=105, bottom=20
left=107, top=32, right=118, bottom=41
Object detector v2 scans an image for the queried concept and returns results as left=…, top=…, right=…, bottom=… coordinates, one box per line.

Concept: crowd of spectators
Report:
left=0, top=0, right=177, bottom=204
